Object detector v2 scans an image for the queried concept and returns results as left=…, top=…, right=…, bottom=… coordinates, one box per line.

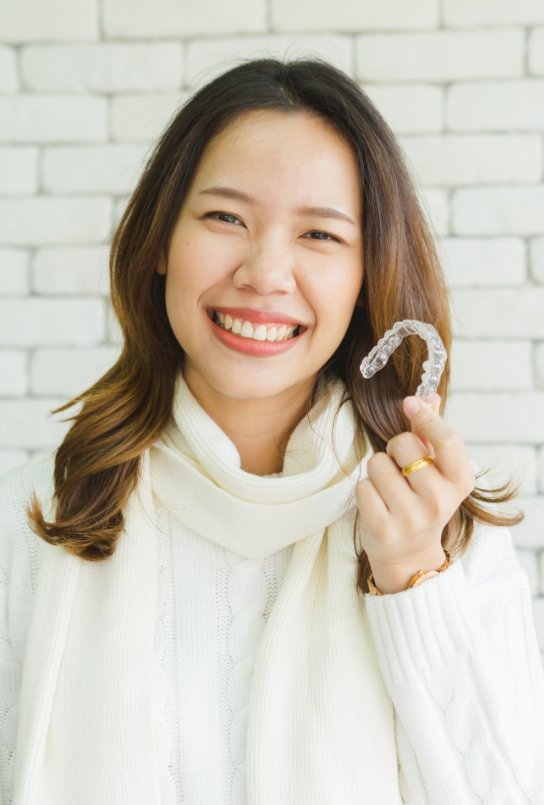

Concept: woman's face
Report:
left=158, top=109, right=363, bottom=407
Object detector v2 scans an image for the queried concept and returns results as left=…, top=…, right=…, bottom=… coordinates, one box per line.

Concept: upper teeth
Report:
left=213, top=312, right=299, bottom=342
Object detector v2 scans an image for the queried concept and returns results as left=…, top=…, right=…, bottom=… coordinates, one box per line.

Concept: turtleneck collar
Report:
left=149, top=373, right=371, bottom=558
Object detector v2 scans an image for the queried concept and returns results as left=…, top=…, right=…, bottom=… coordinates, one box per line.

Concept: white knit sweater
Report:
left=1, top=390, right=544, bottom=803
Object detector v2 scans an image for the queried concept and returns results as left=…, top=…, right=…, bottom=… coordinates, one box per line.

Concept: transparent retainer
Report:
left=359, top=319, right=447, bottom=398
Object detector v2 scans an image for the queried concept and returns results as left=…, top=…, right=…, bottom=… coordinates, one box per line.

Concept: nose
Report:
left=232, top=239, right=297, bottom=295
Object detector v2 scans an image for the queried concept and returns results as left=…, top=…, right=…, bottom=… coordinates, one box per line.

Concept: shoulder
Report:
left=0, top=451, right=55, bottom=502
left=0, top=452, right=56, bottom=570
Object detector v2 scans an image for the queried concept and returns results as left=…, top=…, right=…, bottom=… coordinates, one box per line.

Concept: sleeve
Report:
left=0, top=463, right=44, bottom=805
left=364, top=524, right=544, bottom=804
left=0, top=564, right=20, bottom=805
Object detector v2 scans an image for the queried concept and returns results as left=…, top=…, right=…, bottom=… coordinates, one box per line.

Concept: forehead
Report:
left=188, top=109, right=361, bottom=208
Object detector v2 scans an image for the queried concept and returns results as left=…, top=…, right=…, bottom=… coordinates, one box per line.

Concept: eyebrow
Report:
left=198, top=186, right=356, bottom=226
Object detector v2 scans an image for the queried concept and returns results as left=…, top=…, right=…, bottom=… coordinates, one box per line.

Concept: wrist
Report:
left=368, top=547, right=449, bottom=595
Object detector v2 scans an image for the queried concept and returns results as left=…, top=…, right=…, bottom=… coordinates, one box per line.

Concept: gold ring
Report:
left=401, top=455, right=435, bottom=477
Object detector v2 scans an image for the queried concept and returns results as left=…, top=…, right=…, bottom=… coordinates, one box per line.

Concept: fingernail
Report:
left=404, top=396, right=421, bottom=415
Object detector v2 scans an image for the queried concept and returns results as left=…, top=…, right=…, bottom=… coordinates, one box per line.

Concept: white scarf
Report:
left=13, top=375, right=402, bottom=804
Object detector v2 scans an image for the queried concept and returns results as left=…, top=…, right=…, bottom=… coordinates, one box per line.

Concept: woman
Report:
left=1, top=58, right=543, bottom=804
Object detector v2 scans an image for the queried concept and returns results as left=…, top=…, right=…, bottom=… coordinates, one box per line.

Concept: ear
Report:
left=157, top=257, right=167, bottom=276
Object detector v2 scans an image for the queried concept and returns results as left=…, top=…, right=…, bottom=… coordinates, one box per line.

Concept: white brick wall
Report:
left=531, top=238, right=544, bottom=282
left=21, top=44, right=184, bottom=92
left=356, top=30, right=524, bottom=82
left=438, top=238, right=526, bottom=287
left=0, top=47, right=18, bottom=91
left=1, top=0, right=543, bottom=655
left=447, top=81, right=544, bottom=131
left=0, top=0, right=98, bottom=42
left=0, top=96, right=108, bottom=142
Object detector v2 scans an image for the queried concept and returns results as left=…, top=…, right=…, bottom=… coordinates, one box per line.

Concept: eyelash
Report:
left=203, top=212, right=341, bottom=243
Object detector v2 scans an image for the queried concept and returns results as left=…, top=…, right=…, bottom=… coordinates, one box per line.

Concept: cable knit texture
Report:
left=0, top=374, right=543, bottom=803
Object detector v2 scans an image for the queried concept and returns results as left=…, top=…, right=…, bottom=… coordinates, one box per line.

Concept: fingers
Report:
left=402, top=395, right=475, bottom=494
left=365, top=451, right=420, bottom=515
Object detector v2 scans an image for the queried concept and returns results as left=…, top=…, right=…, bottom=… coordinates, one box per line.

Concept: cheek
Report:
left=302, top=263, right=362, bottom=324
left=168, top=237, right=243, bottom=294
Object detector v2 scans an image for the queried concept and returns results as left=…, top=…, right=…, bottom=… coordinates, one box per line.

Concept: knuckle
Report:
left=399, top=432, right=419, bottom=450
left=367, top=452, right=388, bottom=474
left=387, top=432, right=418, bottom=456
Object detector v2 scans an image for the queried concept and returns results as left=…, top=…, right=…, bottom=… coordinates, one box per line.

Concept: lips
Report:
left=207, top=306, right=306, bottom=356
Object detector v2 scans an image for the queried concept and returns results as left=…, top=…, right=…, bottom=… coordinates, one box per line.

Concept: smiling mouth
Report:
left=211, top=311, right=303, bottom=342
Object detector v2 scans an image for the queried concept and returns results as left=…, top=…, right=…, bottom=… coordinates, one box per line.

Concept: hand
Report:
left=355, top=393, right=476, bottom=594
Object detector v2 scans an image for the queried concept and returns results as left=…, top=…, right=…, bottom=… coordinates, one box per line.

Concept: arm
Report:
left=0, top=460, right=46, bottom=805
left=365, top=524, right=544, bottom=804
left=0, top=570, right=20, bottom=805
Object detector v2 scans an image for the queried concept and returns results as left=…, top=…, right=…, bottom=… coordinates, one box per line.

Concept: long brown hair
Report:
left=27, top=58, right=521, bottom=592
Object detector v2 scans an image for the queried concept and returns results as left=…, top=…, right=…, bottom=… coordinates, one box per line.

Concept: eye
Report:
left=303, top=230, right=341, bottom=243
left=204, top=211, right=243, bottom=225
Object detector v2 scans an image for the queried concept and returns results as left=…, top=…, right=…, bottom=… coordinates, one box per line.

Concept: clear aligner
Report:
left=359, top=319, right=447, bottom=398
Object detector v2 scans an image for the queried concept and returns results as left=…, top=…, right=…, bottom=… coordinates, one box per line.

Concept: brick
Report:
left=103, top=0, right=266, bottom=37
left=0, top=0, right=98, bottom=42
left=510, top=497, right=544, bottom=549
left=453, top=187, right=544, bottom=236
left=111, top=94, right=183, bottom=142
left=186, top=36, right=353, bottom=88
left=0, top=250, right=30, bottom=293
left=517, top=549, right=540, bottom=595
left=21, top=44, right=183, bottom=92
left=32, top=247, right=109, bottom=296
left=0, top=148, right=38, bottom=195
left=30, top=347, right=120, bottom=396
left=0, top=96, right=107, bottom=143
left=450, top=340, right=532, bottom=390
left=356, top=30, right=522, bottom=83
left=0, top=47, right=17, bottom=91
left=447, top=392, right=544, bottom=442
left=539, top=447, right=544, bottom=493
left=42, top=145, right=149, bottom=194
left=530, top=238, right=544, bottom=283
left=0, top=198, right=112, bottom=246
left=0, top=299, right=105, bottom=347
left=362, top=84, right=443, bottom=134
left=529, top=29, right=544, bottom=74
left=400, top=135, right=541, bottom=187
left=0, top=351, right=27, bottom=395
left=447, top=81, right=544, bottom=131
left=0, top=399, right=68, bottom=449
left=271, top=0, right=438, bottom=31
left=536, top=342, right=544, bottom=389
left=444, top=0, right=544, bottom=26
left=451, top=288, right=544, bottom=338
left=418, top=189, right=449, bottom=236
left=439, top=238, right=526, bottom=288
left=0, top=450, right=29, bottom=478
left=467, top=443, right=537, bottom=495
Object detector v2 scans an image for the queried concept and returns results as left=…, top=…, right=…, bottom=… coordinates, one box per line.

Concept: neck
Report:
left=183, top=373, right=315, bottom=475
